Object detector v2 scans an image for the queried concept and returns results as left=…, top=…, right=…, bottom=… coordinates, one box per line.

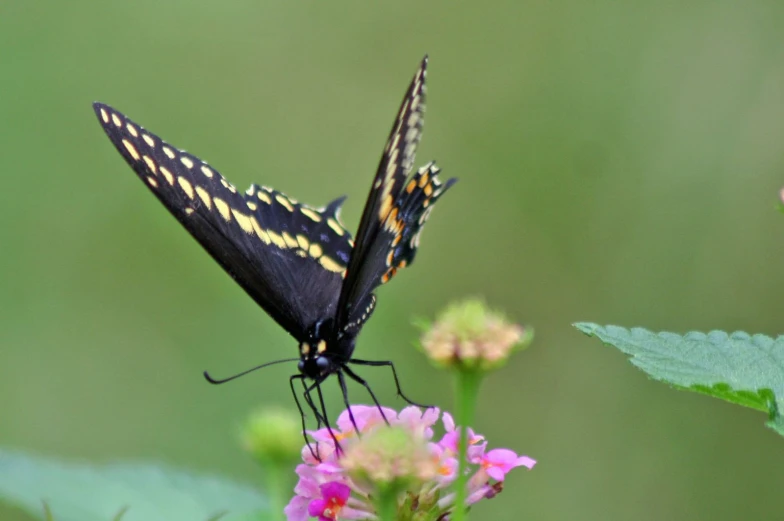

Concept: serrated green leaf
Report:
left=0, top=449, right=272, bottom=521
left=574, top=323, right=784, bottom=437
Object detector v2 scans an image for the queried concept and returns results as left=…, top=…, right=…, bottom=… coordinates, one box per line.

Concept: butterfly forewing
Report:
left=335, top=56, right=431, bottom=329
left=93, top=103, right=351, bottom=339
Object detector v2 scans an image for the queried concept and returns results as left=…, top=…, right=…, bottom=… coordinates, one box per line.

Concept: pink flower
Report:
left=284, top=495, right=311, bottom=521
left=479, top=448, right=537, bottom=481
left=307, top=482, right=351, bottom=521
left=428, top=443, right=458, bottom=485
left=336, top=405, right=396, bottom=434
left=439, top=422, right=486, bottom=463
left=285, top=405, right=535, bottom=521
left=397, top=405, right=440, bottom=438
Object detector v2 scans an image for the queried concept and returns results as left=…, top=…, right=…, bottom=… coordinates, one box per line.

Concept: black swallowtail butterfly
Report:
left=93, top=56, right=455, bottom=451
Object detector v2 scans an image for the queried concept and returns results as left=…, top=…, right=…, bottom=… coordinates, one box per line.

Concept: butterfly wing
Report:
left=334, top=57, right=456, bottom=335
left=93, top=103, right=353, bottom=339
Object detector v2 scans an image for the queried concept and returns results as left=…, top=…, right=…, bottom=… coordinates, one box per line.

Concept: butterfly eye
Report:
left=316, top=356, right=331, bottom=373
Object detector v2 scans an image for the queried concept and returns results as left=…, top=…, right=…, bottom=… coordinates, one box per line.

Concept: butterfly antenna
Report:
left=204, top=358, right=299, bottom=385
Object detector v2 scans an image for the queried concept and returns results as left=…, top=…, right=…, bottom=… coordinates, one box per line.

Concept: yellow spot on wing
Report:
left=100, top=108, right=109, bottom=123
left=213, top=197, right=231, bottom=221
left=220, top=178, right=237, bottom=193
left=267, top=230, right=286, bottom=249
left=282, top=232, right=298, bottom=249
left=308, top=243, right=323, bottom=258
left=386, top=207, right=399, bottom=227
left=327, top=218, right=345, bottom=236
left=122, top=139, right=140, bottom=160
left=142, top=155, right=157, bottom=174
left=246, top=201, right=257, bottom=211
left=201, top=166, right=214, bottom=179
left=146, top=176, right=158, bottom=188
left=111, top=113, right=121, bottom=127
left=127, top=123, right=138, bottom=137
left=178, top=177, right=195, bottom=199
left=142, top=134, right=155, bottom=147
left=257, top=191, right=272, bottom=204
left=195, top=185, right=212, bottom=209
left=296, top=234, right=310, bottom=251
left=231, top=209, right=254, bottom=234
left=181, top=156, right=194, bottom=169
left=275, top=194, right=294, bottom=212
left=418, top=172, right=430, bottom=187
left=424, top=184, right=433, bottom=196
left=378, top=194, right=393, bottom=221
left=163, top=146, right=175, bottom=159
left=406, top=179, right=416, bottom=193
left=319, top=255, right=345, bottom=274
left=250, top=217, right=271, bottom=244
left=301, top=208, right=322, bottom=222
left=185, top=207, right=195, bottom=215
left=159, top=166, right=174, bottom=185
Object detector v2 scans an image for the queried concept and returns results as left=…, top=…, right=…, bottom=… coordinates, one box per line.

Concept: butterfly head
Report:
left=297, top=319, right=356, bottom=379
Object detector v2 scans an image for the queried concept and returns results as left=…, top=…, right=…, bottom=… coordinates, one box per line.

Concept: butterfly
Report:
left=93, top=56, right=456, bottom=453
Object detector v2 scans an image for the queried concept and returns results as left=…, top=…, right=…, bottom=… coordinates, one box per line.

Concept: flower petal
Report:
left=307, top=498, right=327, bottom=517
left=284, top=495, right=311, bottom=521
left=516, top=455, right=537, bottom=469
left=442, top=412, right=455, bottom=432
left=321, top=481, right=351, bottom=502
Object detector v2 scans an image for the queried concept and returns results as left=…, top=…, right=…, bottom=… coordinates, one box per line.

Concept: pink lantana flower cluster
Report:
left=284, top=405, right=535, bottom=521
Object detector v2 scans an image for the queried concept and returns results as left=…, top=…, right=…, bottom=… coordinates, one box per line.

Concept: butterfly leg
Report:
left=342, top=364, right=392, bottom=426
left=311, top=378, right=344, bottom=457
left=290, top=374, right=320, bottom=461
left=302, top=378, right=328, bottom=427
left=336, top=370, right=363, bottom=435
left=348, top=358, right=431, bottom=408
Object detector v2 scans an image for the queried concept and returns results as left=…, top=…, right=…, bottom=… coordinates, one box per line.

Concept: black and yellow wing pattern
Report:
left=93, top=103, right=354, bottom=340
left=93, top=57, right=456, bottom=443
left=336, top=56, right=456, bottom=334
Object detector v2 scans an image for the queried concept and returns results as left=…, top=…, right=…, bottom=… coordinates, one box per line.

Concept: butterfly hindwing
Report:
left=93, top=103, right=352, bottom=339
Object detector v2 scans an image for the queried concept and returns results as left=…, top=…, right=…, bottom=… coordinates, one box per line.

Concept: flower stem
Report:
left=265, top=463, right=287, bottom=520
left=453, top=368, right=482, bottom=521
left=375, top=483, right=399, bottom=521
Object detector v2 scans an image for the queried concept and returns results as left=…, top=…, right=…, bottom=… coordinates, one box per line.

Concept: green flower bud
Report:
left=240, top=407, right=301, bottom=466
left=419, top=299, right=533, bottom=371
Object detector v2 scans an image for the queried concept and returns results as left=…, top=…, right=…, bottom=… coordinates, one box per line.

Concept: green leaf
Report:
left=574, top=323, right=784, bottom=436
left=0, top=449, right=271, bottom=521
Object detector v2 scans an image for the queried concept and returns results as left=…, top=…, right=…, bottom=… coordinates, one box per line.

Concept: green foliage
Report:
left=0, top=449, right=270, bottom=521
left=575, top=324, right=784, bottom=436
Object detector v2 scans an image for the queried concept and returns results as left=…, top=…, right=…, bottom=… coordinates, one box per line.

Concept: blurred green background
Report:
left=2, top=1, right=784, bottom=520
